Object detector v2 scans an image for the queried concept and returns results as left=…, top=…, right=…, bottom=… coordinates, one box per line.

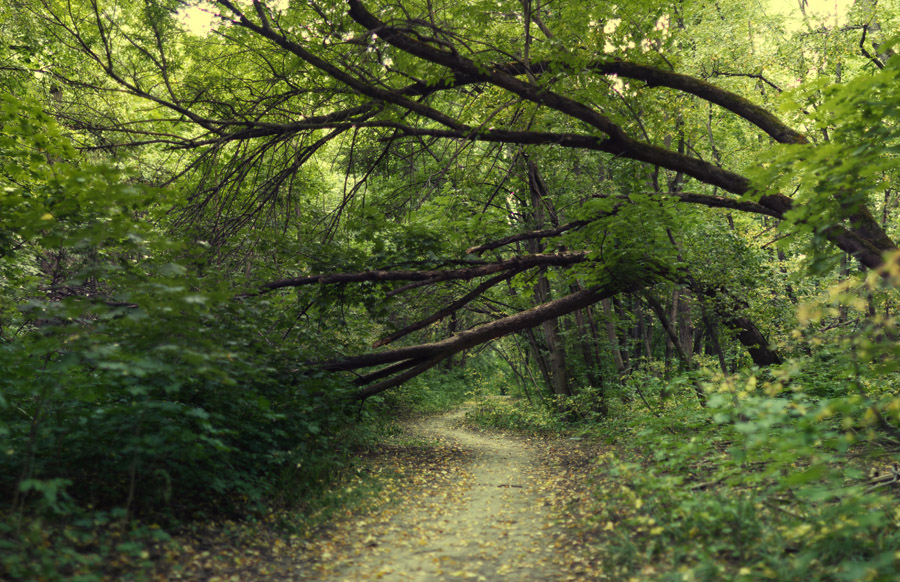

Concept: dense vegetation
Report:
left=2, top=0, right=900, bottom=579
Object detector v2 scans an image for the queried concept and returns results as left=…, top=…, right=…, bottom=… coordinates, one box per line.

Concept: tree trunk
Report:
left=526, top=159, right=569, bottom=397
left=613, top=296, right=632, bottom=371
left=573, top=301, right=607, bottom=414
left=602, top=298, right=628, bottom=377
left=444, top=311, right=458, bottom=370
left=728, top=316, right=782, bottom=366
left=642, top=291, right=691, bottom=368
left=636, top=301, right=654, bottom=363
left=534, top=275, right=570, bottom=396
left=677, top=291, right=695, bottom=365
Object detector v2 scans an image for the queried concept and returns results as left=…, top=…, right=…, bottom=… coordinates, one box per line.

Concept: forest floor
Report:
left=306, top=408, right=599, bottom=582
left=156, top=405, right=606, bottom=581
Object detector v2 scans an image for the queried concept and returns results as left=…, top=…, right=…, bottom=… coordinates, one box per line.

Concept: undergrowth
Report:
left=580, top=370, right=900, bottom=581
left=373, top=356, right=504, bottom=416
left=465, top=395, right=567, bottom=434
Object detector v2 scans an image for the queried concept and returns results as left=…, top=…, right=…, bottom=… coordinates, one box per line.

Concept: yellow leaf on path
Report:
left=375, top=566, right=394, bottom=578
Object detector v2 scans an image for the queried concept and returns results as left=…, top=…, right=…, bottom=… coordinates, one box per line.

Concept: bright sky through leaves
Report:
left=767, top=0, right=854, bottom=27
left=179, top=2, right=216, bottom=35
left=179, top=0, right=854, bottom=37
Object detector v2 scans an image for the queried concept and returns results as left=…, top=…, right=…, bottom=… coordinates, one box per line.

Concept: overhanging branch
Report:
left=335, top=281, right=635, bottom=398
left=373, top=270, right=519, bottom=347
left=256, top=252, right=588, bottom=294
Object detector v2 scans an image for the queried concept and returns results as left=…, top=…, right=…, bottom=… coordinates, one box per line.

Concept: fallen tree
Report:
left=259, top=246, right=779, bottom=398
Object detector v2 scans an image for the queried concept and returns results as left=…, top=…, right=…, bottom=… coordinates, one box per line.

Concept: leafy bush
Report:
left=584, top=365, right=900, bottom=582
left=0, top=94, right=379, bottom=582
left=0, top=294, right=362, bottom=516
left=466, top=395, right=566, bottom=434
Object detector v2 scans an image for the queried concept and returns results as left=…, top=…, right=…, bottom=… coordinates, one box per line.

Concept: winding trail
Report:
left=315, top=409, right=568, bottom=582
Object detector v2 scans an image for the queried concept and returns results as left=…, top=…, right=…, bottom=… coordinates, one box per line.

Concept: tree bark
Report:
left=677, top=292, right=695, bottom=365
left=602, top=298, right=628, bottom=377
left=573, top=303, right=607, bottom=414
left=728, top=316, right=782, bottom=366
left=642, top=290, right=691, bottom=368
left=523, top=327, right=554, bottom=395
left=534, top=275, right=570, bottom=396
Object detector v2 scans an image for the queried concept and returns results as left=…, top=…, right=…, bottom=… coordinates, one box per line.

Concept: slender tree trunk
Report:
left=637, top=302, right=654, bottom=363
left=656, top=287, right=682, bottom=377
left=525, top=158, right=570, bottom=397
left=613, top=296, right=632, bottom=370
left=699, top=304, right=728, bottom=375
left=641, top=290, right=707, bottom=405
left=573, top=301, right=606, bottom=414
left=524, top=327, right=554, bottom=395
left=677, top=291, right=695, bottom=365
left=602, top=298, right=628, bottom=377
left=535, top=275, right=570, bottom=396
left=642, top=291, right=690, bottom=368
left=444, top=311, right=458, bottom=370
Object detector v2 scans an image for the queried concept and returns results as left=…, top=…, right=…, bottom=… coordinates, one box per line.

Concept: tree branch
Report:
left=466, top=220, right=590, bottom=255
left=373, top=270, right=518, bottom=347
left=255, top=252, right=588, bottom=295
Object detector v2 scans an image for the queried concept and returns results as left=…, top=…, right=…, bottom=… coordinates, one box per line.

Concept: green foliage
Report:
left=388, top=369, right=474, bottom=415
left=584, top=354, right=900, bottom=582
left=753, top=46, right=900, bottom=272
left=373, top=352, right=515, bottom=416
left=2, top=1, right=900, bottom=580
left=466, top=395, right=567, bottom=434
left=0, top=93, right=379, bottom=581
left=0, top=293, right=363, bottom=516
left=0, top=509, right=171, bottom=582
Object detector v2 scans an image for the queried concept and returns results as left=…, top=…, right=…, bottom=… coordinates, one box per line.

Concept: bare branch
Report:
left=466, top=221, right=591, bottom=255
left=373, top=270, right=518, bottom=347
left=255, top=252, right=588, bottom=295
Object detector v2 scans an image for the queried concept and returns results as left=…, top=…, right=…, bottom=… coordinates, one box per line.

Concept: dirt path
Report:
left=314, top=409, right=569, bottom=582
left=151, top=408, right=602, bottom=581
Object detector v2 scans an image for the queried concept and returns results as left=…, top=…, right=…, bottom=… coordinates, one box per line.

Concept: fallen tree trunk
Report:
left=327, top=282, right=634, bottom=399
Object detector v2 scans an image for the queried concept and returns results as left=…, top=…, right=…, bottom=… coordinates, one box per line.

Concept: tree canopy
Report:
left=3, top=0, right=900, bottom=579
left=8, top=0, right=896, bottom=389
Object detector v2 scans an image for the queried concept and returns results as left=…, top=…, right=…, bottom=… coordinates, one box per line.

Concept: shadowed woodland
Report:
left=3, top=0, right=900, bottom=580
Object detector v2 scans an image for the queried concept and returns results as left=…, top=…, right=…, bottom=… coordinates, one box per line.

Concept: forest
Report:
left=2, top=0, right=900, bottom=580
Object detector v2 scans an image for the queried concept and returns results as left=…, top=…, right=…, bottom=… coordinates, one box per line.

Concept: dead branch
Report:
left=255, top=252, right=588, bottom=295
left=373, top=270, right=518, bottom=347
